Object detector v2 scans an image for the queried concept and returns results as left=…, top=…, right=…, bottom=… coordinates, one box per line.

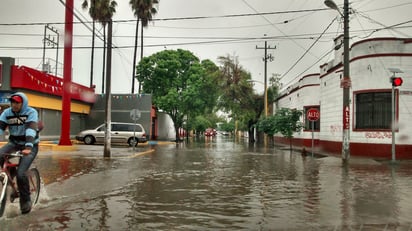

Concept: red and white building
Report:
left=274, top=36, right=412, bottom=159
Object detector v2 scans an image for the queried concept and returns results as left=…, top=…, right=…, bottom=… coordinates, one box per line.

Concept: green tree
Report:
left=267, top=73, right=281, bottom=114
left=192, top=115, right=212, bottom=136
left=216, top=55, right=262, bottom=143
left=257, top=108, right=303, bottom=150
left=129, top=0, right=159, bottom=93
left=219, top=120, right=235, bottom=134
left=136, top=49, right=219, bottom=142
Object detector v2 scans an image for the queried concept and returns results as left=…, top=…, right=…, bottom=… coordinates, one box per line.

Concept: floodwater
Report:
left=1, top=136, right=412, bottom=230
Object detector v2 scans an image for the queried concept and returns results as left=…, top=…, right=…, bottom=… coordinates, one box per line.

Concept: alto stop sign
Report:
left=307, top=108, right=320, bottom=121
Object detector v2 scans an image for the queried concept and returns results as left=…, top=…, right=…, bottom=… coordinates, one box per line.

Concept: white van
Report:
left=75, top=122, right=147, bottom=146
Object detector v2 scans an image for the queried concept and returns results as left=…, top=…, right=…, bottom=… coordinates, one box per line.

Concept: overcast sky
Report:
left=1, top=0, right=411, bottom=94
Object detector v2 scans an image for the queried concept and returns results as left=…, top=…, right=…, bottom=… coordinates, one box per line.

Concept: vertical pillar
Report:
left=59, top=0, right=73, bottom=146
left=341, top=0, right=350, bottom=161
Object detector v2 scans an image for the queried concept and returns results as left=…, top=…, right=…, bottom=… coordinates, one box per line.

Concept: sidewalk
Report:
left=0, top=140, right=176, bottom=152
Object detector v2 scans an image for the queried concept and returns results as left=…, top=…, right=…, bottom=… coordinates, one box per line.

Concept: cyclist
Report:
left=0, top=92, right=39, bottom=214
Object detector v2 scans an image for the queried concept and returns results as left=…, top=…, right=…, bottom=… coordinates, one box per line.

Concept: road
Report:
left=1, top=136, right=411, bottom=230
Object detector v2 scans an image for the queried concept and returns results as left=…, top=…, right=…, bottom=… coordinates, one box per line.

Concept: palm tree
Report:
left=82, top=0, right=117, bottom=157
left=81, top=0, right=97, bottom=89
left=129, top=0, right=159, bottom=94
left=82, top=0, right=116, bottom=94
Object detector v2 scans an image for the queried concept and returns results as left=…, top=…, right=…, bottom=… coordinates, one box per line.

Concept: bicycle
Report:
left=0, top=151, right=41, bottom=217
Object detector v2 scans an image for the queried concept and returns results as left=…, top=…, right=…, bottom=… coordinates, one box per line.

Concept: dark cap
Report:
left=10, top=95, right=23, bottom=103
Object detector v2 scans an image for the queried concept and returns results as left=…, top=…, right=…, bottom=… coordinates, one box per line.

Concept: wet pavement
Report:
left=1, top=137, right=412, bottom=230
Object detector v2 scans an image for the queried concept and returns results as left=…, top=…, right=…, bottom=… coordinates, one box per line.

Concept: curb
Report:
left=0, top=140, right=176, bottom=153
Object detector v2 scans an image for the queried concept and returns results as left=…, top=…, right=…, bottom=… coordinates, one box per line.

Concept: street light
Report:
left=325, top=0, right=351, bottom=162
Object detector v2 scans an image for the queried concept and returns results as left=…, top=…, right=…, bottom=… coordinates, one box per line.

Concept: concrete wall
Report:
left=87, top=94, right=152, bottom=138
left=276, top=73, right=321, bottom=141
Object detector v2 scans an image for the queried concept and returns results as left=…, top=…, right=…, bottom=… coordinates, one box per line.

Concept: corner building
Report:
left=275, top=37, right=412, bottom=159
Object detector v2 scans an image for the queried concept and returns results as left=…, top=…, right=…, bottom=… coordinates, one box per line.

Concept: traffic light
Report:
left=391, top=77, right=403, bottom=87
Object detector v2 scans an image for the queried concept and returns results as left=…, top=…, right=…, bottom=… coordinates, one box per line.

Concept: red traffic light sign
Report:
left=391, top=77, right=403, bottom=87
left=307, top=108, right=320, bottom=121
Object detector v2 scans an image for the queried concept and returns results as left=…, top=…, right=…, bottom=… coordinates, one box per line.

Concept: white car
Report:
left=75, top=122, right=147, bottom=146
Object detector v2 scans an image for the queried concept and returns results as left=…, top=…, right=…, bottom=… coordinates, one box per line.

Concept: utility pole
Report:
left=42, top=24, right=59, bottom=76
left=256, top=38, right=275, bottom=146
left=256, top=39, right=276, bottom=117
left=104, top=19, right=113, bottom=158
left=325, top=0, right=351, bottom=162
left=341, top=0, right=351, bottom=162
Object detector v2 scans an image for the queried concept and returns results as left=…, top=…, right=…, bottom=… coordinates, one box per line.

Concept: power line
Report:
left=2, top=24, right=411, bottom=41
left=0, top=8, right=328, bottom=27
left=1, top=24, right=411, bottom=51
left=280, top=17, right=337, bottom=81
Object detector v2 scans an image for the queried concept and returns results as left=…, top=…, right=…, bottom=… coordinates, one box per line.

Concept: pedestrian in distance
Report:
left=0, top=92, right=40, bottom=214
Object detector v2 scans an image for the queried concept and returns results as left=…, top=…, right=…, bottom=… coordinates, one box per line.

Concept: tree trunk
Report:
left=101, top=25, right=106, bottom=94
left=90, top=20, right=95, bottom=88
left=174, top=124, right=181, bottom=143
left=138, top=24, right=144, bottom=94
left=131, top=18, right=139, bottom=93
left=248, top=125, right=255, bottom=143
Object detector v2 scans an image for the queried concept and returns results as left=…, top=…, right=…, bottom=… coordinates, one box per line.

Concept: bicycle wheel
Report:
left=27, top=168, right=40, bottom=205
left=0, top=175, right=8, bottom=217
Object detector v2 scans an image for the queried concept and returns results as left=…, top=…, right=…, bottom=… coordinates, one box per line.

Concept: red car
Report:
left=205, top=128, right=216, bottom=136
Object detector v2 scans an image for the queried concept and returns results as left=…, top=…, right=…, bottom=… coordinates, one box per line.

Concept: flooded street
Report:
left=1, top=136, right=412, bottom=230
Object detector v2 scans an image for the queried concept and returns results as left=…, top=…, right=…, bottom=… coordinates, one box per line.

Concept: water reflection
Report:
left=1, top=138, right=412, bottom=230
left=36, top=156, right=97, bottom=184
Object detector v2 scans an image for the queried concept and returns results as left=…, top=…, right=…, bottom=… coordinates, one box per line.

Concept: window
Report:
left=112, top=124, right=129, bottom=131
left=304, top=106, right=320, bottom=131
left=127, top=124, right=142, bottom=132
left=97, top=125, right=105, bottom=131
left=355, top=91, right=391, bottom=129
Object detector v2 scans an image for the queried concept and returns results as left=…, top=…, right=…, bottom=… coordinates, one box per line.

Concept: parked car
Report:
left=75, top=122, right=147, bottom=146
left=205, top=128, right=216, bottom=136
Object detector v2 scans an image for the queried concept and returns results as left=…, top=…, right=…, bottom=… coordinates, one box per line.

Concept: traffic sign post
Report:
left=388, top=68, right=403, bottom=163
left=307, top=108, right=320, bottom=157
left=307, top=108, right=320, bottom=122
left=130, top=109, right=141, bottom=150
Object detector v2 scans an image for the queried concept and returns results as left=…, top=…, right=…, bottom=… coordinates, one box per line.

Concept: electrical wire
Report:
left=241, top=0, right=321, bottom=60
left=354, top=10, right=412, bottom=38
left=280, top=17, right=337, bottom=84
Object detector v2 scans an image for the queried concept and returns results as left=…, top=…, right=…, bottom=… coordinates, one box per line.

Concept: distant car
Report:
left=75, top=122, right=147, bottom=146
left=220, top=131, right=229, bottom=136
left=205, top=128, right=216, bottom=136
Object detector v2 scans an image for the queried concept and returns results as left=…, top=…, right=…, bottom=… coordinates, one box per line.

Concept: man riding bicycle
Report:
left=0, top=92, right=39, bottom=214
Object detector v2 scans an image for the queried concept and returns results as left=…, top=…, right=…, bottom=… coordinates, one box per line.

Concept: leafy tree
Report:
left=219, top=120, right=235, bottom=134
left=257, top=108, right=303, bottom=150
left=136, top=49, right=219, bottom=142
left=267, top=73, right=281, bottom=114
left=192, top=115, right=212, bottom=135
left=129, top=0, right=159, bottom=93
left=216, top=55, right=262, bottom=143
